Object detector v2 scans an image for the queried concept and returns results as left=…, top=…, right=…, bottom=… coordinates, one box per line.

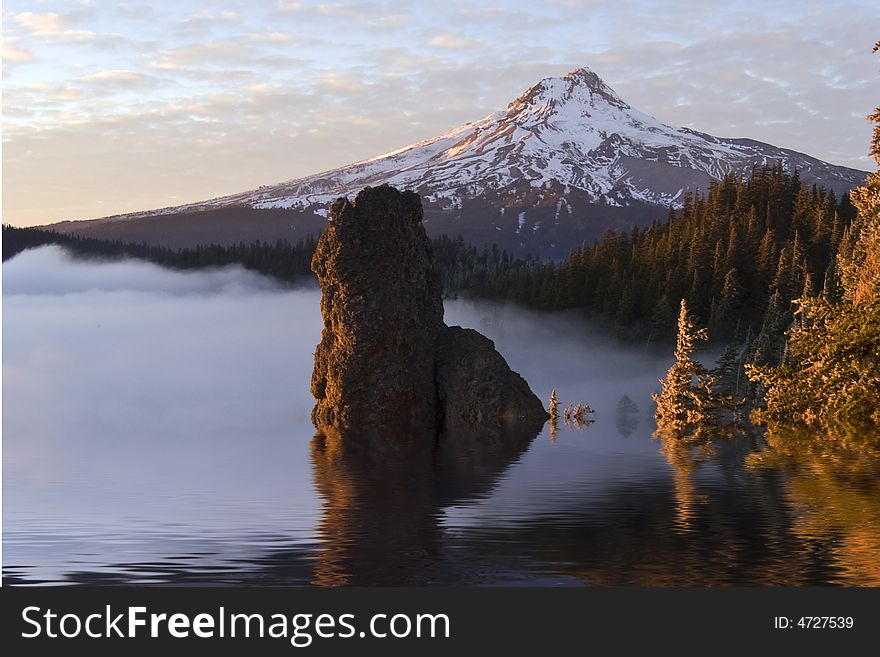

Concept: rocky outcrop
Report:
left=310, top=186, right=443, bottom=439
left=435, top=326, right=547, bottom=434
left=310, top=184, right=547, bottom=441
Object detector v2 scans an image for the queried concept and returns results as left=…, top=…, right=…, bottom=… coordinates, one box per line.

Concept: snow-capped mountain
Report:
left=51, top=67, right=867, bottom=255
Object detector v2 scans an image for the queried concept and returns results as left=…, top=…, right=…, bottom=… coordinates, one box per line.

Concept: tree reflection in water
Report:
left=746, top=425, right=880, bottom=586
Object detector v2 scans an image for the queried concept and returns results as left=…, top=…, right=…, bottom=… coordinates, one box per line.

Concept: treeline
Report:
left=2, top=226, right=319, bottom=283
left=1, top=225, right=538, bottom=295
left=430, top=234, right=542, bottom=295
left=470, top=165, right=858, bottom=356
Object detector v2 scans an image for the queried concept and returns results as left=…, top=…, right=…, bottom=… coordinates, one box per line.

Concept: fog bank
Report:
left=4, top=246, right=673, bottom=581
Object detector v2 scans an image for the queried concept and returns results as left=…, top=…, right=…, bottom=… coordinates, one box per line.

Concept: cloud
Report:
left=276, top=1, right=392, bottom=22
left=317, top=71, right=367, bottom=94
left=12, top=11, right=95, bottom=43
left=0, top=83, right=89, bottom=127
left=49, top=87, right=85, bottom=101
left=77, top=69, right=154, bottom=89
left=427, top=33, right=481, bottom=51
left=367, top=14, right=409, bottom=30
left=313, top=3, right=375, bottom=19
left=2, top=40, right=37, bottom=62
left=570, top=22, right=877, bottom=167
left=449, top=5, right=537, bottom=28
left=246, top=32, right=299, bottom=43
left=13, top=11, right=69, bottom=33
left=150, top=42, right=256, bottom=70
left=173, top=9, right=242, bottom=35
left=247, top=82, right=284, bottom=94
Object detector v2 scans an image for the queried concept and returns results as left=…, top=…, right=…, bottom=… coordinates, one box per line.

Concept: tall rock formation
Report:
left=310, top=185, right=547, bottom=442
left=310, top=186, right=443, bottom=439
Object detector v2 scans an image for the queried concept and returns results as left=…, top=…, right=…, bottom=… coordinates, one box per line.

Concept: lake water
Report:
left=4, top=245, right=880, bottom=586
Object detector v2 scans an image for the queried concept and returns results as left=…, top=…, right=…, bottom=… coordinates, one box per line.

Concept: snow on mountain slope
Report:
left=148, top=67, right=864, bottom=219
left=51, top=67, right=867, bottom=255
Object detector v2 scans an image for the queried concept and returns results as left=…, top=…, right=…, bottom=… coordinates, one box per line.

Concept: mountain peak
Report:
left=562, top=66, right=600, bottom=85
left=507, top=66, right=629, bottom=117
left=565, top=66, right=627, bottom=107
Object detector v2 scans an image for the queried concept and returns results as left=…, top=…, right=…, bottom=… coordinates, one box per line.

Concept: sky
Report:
left=2, top=0, right=878, bottom=227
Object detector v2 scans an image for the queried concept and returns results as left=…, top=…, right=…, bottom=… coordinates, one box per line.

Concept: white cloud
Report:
left=246, top=32, right=299, bottom=43
left=247, top=83, right=283, bottom=94
left=174, top=9, right=242, bottom=34
left=427, top=33, right=481, bottom=50
left=49, top=87, right=85, bottom=101
left=13, top=11, right=67, bottom=33
left=77, top=70, right=149, bottom=87
left=12, top=11, right=95, bottom=43
left=276, top=1, right=388, bottom=21
left=368, top=14, right=409, bottom=30
left=150, top=42, right=256, bottom=70
left=314, top=3, right=375, bottom=19
left=317, top=71, right=367, bottom=94
left=2, top=40, right=37, bottom=62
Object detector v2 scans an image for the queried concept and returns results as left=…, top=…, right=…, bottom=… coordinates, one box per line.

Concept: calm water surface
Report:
left=4, top=246, right=880, bottom=585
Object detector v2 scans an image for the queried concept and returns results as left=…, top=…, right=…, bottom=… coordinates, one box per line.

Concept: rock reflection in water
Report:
left=310, top=422, right=539, bottom=586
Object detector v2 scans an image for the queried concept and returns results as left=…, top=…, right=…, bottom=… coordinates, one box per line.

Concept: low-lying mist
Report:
left=3, top=246, right=673, bottom=577
left=445, top=299, right=671, bottom=418
left=4, top=246, right=323, bottom=535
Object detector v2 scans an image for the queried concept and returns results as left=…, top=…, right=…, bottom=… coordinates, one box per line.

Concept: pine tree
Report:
left=548, top=388, right=560, bottom=440
left=653, top=299, right=721, bottom=434
left=549, top=389, right=559, bottom=421
left=648, top=293, right=676, bottom=343
left=713, top=342, right=745, bottom=402
left=713, top=267, right=744, bottom=339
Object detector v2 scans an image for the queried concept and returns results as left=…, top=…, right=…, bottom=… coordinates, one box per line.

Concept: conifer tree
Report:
left=549, top=389, right=559, bottom=421
left=548, top=388, right=560, bottom=440
left=653, top=299, right=721, bottom=433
